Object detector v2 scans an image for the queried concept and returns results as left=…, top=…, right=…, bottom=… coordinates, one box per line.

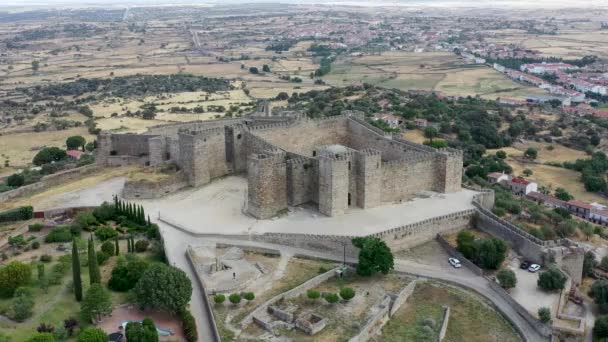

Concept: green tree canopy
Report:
left=66, top=136, right=86, bottom=151
left=351, top=237, right=394, bottom=276
left=81, top=283, right=112, bottom=323
left=0, top=261, right=32, bottom=298
left=497, top=269, right=517, bottom=289
left=33, top=147, right=67, bottom=166
left=537, top=266, right=567, bottom=292
left=76, top=327, right=107, bottom=342
left=133, top=263, right=192, bottom=314
left=591, top=280, right=608, bottom=313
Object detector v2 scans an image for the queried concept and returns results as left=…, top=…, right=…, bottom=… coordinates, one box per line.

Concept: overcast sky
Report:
left=1, top=0, right=606, bottom=8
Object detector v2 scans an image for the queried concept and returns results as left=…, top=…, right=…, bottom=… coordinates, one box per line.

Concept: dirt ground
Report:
left=97, top=306, right=186, bottom=341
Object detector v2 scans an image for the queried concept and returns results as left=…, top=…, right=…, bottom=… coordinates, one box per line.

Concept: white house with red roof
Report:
left=508, top=177, right=538, bottom=195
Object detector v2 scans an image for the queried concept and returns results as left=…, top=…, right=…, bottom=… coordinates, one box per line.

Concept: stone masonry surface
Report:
left=99, top=113, right=463, bottom=219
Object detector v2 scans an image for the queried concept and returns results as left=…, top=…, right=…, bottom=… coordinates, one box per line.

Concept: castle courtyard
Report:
left=137, top=175, right=478, bottom=236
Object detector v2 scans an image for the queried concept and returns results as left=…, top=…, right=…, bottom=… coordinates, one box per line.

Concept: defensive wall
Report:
left=0, top=164, right=98, bottom=203
left=99, top=113, right=463, bottom=219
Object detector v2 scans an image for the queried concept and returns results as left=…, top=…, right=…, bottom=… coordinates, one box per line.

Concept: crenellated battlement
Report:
left=247, top=120, right=294, bottom=132
left=358, top=148, right=382, bottom=157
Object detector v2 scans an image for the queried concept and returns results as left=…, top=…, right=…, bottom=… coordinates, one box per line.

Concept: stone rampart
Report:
left=122, top=172, right=188, bottom=199
left=0, top=164, right=98, bottom=203
left=372, top=210, right=475, bottom=252
left=347, top=295, right=392, bottom=342
left=438, top=306, right=451, bottom=341
left=389, top=280, right=417, bottom=316
left=184, top=245, right=221, bottom=342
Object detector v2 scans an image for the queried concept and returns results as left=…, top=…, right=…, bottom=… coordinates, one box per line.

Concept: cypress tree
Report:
left=72, top=238, right=83, bottom=301
left=140, top=206, right=145, bottom=224
left=115, top=238, right=119, bottom=255
left=113, top=195, right=118, bottom=211
left=127, top=237, right=131, bottom=253
left=128, top=203, right=133, bottom=220
left=88, top=237, right=101, bottom=285
left=147, top=215, right=151, bottom=227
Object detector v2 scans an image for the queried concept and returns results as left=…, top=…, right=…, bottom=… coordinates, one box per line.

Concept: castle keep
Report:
left=98, top=113, right=463, bottom=219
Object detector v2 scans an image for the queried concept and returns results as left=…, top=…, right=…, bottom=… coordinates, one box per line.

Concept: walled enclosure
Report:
left=98, top=113, right=463, bottom=219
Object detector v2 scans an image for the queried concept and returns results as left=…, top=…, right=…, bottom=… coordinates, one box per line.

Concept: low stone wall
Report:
left=438, top=306, right=450, bottom=341
left=122, top=173, right=188, bottom=199
left=436, top=234, right=484, bottom=276
left=184, top=246, right=221, bottom=342
left=389, top=280, right=417, bottom=316
left=244, top=266, right=341, bottom=328
left=486, top=277, right=553, bottom=338
left=36, top=206, right=97, bottom=219
left=474, top=204, right=547, bottom=264
left=0, top=164, right=98, bottom=203
left=372, top=210, right=475, bottom=253
left=348, top=295, right=392, bottom=342
left=215, top=243, right=281, bottom=257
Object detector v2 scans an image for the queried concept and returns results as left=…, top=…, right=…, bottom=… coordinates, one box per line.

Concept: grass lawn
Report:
left=376, top=281, right=521, bottom=342
left=0, top=240, right=155, bottom=341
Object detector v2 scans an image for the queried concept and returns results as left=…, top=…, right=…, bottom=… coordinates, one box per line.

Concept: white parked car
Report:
left=448, top=257, right=462, bottom=268
left=528, top=264, right=541, bottom=273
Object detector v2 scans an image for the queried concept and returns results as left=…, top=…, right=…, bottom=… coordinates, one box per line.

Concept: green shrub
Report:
left=243, top=292, right=255, bottom=301
left=497, top=269, right=517, bottom=289
left=108, top=258, right=149, bottom=292
left=0, top=206, right=34, bottom=223
left=537, top=266, right=567, bottom=291
left=77, top=327, right=106, bottom=342
left=100, top=241, right=115, bottom=256
left=594, top=315, right=608, bottom=339
left=94, top=226, right=118, bottom=241
left=307, top=290, right=320, bottom=300
left=31, top=241, right=40, bottom=249
left=28, top=223, right=44, bottom=232
left=40, top=254, right=52, bottom=263
left=96, top=251, right=110, bottom=265
left=214, top=294, right=226, bottom=304
left=45, top=226, right=72, bottom=243
left=324, top=293, right=339, bottom=304
left=229, top=293, right=241, bottom=305
left=339, top=287, right=355, bottom=301
left=26, top=332, right=55, bottom=342
left=538, top=307, right=551, bottom=323
left=135, top=240, right=150, bottom=253
left=180, top=309, right=197, bottom=342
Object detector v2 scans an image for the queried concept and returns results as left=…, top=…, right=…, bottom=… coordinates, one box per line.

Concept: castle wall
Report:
left=286, top=157, right=316, bottom=206
left=111, top=134, right=152, bottom=157
left=346, top=118, right=430, bottom=161
left=247, top=152, right=288, bottom=219
left=178, top=133, right=210, bottom=186
left=375, top=210, right=475, bottom=251
left=381, top=155, right=438, bottom=203
left=355, top=149, right=382, bottom=209
left=251, top=117, right=349, bottom=157
left=146, top=117, right=245, bottom=137
left=436, top=151, right=463, bottom=193
left=318, top=156, right=349, bottom=216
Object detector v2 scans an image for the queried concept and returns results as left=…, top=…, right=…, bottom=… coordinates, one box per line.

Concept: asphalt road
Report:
left=157, top=219, right=548, bottom=342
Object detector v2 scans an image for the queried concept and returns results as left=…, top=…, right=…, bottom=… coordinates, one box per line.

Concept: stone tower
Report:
left=247, top=151, right=287, bottom=219
left=436, top=149, right=463, bottom=193
left=178, top=132, right=210, bottom=187
left=96, top=132, right=112, bottom=166
left=318, top=155, right=349, bottom=216
left=355, top=149, right=382, bottom=209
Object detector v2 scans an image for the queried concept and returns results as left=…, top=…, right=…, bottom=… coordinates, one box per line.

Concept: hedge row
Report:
left=180, top=309, right=197, bottom=342
left=0, top=206, right=33, bottom=223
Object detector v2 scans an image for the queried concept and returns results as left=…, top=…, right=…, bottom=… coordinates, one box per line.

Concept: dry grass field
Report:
left=0, top=127, right=95, bottom=168
left=324, top=51, right=541, bottom=99
left=490, top=142, right=604, bottom=203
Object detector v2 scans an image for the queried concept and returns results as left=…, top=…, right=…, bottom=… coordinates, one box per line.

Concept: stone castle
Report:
left=97, top=112, right=463, bottom=219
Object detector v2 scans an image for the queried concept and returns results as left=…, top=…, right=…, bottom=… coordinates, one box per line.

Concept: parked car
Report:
left=448, top=257, right=462, bottom=268
left=528, top=264, right=541, bottom=273
left=520, top=261, right=530, bottom=270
